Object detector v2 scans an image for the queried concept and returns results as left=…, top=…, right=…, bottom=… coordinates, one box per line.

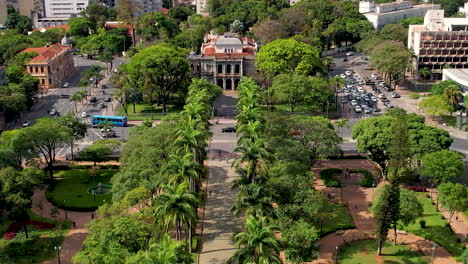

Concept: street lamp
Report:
left=335, top=246, right=338, bottom=264
left=54, top=246, right=61, bottom=264
left=372, top=183, right=376, bottom=200
left=63, top=201, right=68, bottom=219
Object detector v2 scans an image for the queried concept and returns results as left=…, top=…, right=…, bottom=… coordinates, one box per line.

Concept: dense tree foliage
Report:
left=437, top=182, right=468, bottom=223
left=5, top=11, right=32, bottom=35
left=420, top=150, right=464, bottom=185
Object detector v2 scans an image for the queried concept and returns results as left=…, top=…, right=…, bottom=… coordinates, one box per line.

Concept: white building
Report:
left=442, top=68, right=468, bottom=93
left=408, top=9, right=468, bottom=79
left=359, top=0, right=440, bottom=30
left=196, top=0, right=208, bottom=16
left=44, top=0, right=89, bottom=17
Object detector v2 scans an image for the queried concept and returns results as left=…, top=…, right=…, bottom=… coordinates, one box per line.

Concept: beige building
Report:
left=408, top=9, right=468, bottom=79
left=0, top=0, right=44, bottom=27
left=21, top=44, right=74, bottom=90
left=188, top=33, right=257, bottom=90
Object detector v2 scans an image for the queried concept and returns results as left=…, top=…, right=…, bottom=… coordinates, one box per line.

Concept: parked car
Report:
left=100, top=128, right=112, bottom=133
left=22, top=120, right=31, bottom=127
left=340, top=73, right=346, bottom=79
left=104, top=131, right=116, bottom=138
left=346, top=51, right=354, bottom=56
left=386, top=103, right=395, bottom=108
left=81, top=112, right=87, bottom=118
left=373, top=107, right=381, bottom=112
left=90, top=97, right=97, bottom=103
left=62, top=82, right=70, bottom=88
left=354, top=106, right=362, bottom=113
left=371, top=96, right=377, bottom=102
left=341, top=97, right=347, bottom=103
left=98, top=103, right=105, bottom=108
left=345, top=71, right=352, bottom=76
left=49, top=108, right=57, bottom=116
left=390, top=92, right=400, bottom=98
left=364, top=108, right=372, bottom=114
left=342, top=57, right=348, bottom=62
left=221, top=127, right=236, bottom=133
left=104, top=97, right=111, bottom=102
left=351, top=100, right=358, bottom=106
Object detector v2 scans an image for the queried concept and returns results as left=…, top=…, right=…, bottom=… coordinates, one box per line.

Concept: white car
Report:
left=371, top=96, right=377, bottom=102
left=340, top=73, right=346, bottom=79
left=81, top=112, right=87, bottom=118
left=354, top=106, right=362, bottom=113
left=357, top=86, right=364, bottom=93
left=22, top=120, right=31, bottom=127
left=346, top=51, right=354, bottom=56
left=345, top=71, right=352, bottom=76
left=351, top=100, right=357, bottom=106
left=62, top=82, right=70, bottom=88
left=364, top=108, right=372, bottom=114
left=346, top=85, right=353, bottom=89
left=378, top=94, right=386, bottom=99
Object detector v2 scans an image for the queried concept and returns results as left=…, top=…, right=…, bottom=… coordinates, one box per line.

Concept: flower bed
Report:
left=402, top=186, right=427, bottom=192
left=2, top=221, right=55, bottom=240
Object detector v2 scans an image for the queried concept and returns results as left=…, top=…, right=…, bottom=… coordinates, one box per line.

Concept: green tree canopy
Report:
left=437, top=182, right=468, bottom=223
left=420, top=150, right=464, bottom=185
left=419, top=95, right=453, bottom=117
left=5, top=12, right=32, bottom=35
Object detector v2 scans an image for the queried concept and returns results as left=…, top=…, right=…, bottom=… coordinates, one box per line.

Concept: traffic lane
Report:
left=210, top=123, right=237, bottom=155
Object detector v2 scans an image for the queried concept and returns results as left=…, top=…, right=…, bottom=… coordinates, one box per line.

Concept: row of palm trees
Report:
left=229, top=77, right=282, bottom=264
left=152, top=78, right=222, bottom=253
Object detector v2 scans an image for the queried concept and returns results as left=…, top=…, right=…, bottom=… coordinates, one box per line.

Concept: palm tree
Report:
left=69, top=92, right=82, bottom=113
left=335, top=118, right=349, bottom=138
left=444, top=82, right=462, bottom=107
left=164, top=152, right=199, bottom=190
left=153, top=182, right=198, bottom=251
left=228, top=215, right=281, bottom=264
left=419, top=67, right=431, bottom=92
left=126, top=234, right=192, bottom=264
left=233, top=136, right=270, bottom=184
left=231, top=183, right=274, bottom=218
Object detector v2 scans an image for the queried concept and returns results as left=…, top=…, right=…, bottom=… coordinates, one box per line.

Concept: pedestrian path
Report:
left=31, top=188, right=93, bottom=264
left=309, top=160, right=459, bottom=264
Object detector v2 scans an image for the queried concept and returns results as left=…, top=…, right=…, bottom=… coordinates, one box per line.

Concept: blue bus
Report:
left=92, top=115, right=127, bottom=127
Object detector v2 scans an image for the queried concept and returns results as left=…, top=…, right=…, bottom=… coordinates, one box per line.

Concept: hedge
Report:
left=350, top=169, right=375, bottom=188
left=320, top=168, right=343, bottom=187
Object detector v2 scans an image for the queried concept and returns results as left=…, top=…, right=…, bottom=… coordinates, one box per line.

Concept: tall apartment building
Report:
left=359, top=0, right=440, bottom=30
left=1, top=0, right=44, bottom=27
left=408, top=9, right=468, bottom=79
left=187, top=33, right=257, bottom=90
left=21, top=44, right=74, bottom=89
left=196, top=0, right=208, bottom=16
left=44, top=0, right=89, bottom=17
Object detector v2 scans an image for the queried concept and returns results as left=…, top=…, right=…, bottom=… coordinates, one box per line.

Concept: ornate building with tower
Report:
left=187, top=33, right=257, bottom=90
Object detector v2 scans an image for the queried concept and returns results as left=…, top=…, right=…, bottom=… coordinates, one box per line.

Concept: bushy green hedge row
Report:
left=319, top=168, right=343, bottom=187
left=350, top=169, right=375, bottom=187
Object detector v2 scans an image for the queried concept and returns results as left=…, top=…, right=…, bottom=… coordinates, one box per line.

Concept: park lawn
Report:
left=401, top=193, right=464, bottom=256
left=0, top=210, right=71, bottom=264
left=117, top=103, right=183, bottom=120
left=320, top=201, right=354, bottom=235
left=46, top=169, right=117, bottom=210
left=338, top=239, right=430, bottom=264
left=440, top=115, right=456, bottom=127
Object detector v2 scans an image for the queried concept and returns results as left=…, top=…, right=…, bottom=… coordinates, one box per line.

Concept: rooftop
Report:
left=21, top=44, right=70, bottom=63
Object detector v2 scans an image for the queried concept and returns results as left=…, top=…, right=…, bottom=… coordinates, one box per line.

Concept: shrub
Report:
left=419, top=219, right=426, bottom=229
left=410, top=92, right=422, bottom=99
left=350, top=169, right=375, bottom=188
left=320, top=168, right=343, bottom=187
left=402, top=186, right=427, bottom=192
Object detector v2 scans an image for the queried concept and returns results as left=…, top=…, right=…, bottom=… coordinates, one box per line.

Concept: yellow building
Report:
left=21, top=44, right=74, bottom=89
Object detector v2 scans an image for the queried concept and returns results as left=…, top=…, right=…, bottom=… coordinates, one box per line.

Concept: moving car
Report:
left=22, top=120, right=31, bottom=127
left=104, top=97, right=111, bottom=102
left=346, top=51, right=354, bottom=56
left=90, top=97, right=97, bottom=103
left=390, top=92, right=400, bottom=98
left=49, top=108, right=57, bottom=116
left=221, top=127, right=236, bottom=133
left=62, top=82, right=70, bottom=88
left=81, top=112, right=87, bottom=118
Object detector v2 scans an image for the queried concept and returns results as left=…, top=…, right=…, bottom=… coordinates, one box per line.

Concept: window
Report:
left=48, top=78, right=52, bottom=84
left=41, top=66, right=44, bottom=73
left=48, top=66, right=51, bottom=73
left=41, top=79, right=45, bottom=84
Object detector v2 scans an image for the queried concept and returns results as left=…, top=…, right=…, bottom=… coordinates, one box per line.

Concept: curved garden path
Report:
left=31, top=187, right=93, bottom=264
left=307, top=159, right=460, bottom=264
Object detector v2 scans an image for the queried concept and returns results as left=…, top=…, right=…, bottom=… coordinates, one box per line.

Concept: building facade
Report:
left=442, top=68, right=468, bottom=93
left=188, top=33, right=257, bottom=90
left=196, top=0, right=208, bottom=16
left=409, top=10, right=468, bottom=79
left=359, top=0, right=440, bottom=30
left=21, top=44, right=74, bottom=90
left=1, top=0, right=44, bottom=27
left=44, top=0, right=89, bottom=17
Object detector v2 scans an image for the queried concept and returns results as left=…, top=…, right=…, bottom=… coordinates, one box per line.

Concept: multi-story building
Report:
left=1, top=0, right=44, bottom=27
left=187, top=33, right=257, bottom=90
left=196, top=0, right=208, bottom=16
left=408, top=9, right=468, bottom=79
left=359, top=0, right=440, bottom=30
left=112, top=0, right=162, bottom=15
left=0, top=66, right=6, bottom=87
left=44, top=0, right=89, bottom=17
left=21, top=44, right=74, bottom=90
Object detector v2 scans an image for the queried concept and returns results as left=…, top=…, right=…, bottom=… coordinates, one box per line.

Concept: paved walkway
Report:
left=198, top=93, right=242, bottom=264
left=31, top=188, right=94, bottom=264
left=308, top=160, right=459, bottom=264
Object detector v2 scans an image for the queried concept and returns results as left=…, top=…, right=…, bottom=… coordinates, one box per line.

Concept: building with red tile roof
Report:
left=188, top=33, right=258, bottom=90
left=21, top=44, right=74, bottom=89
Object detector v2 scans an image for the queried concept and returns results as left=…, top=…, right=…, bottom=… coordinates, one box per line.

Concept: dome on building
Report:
left=61, top=35, right=71, bottom=46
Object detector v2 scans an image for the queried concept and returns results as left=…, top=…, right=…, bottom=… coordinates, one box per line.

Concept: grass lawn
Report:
left=320, top=200, right=354, bottom=235
left=0, top=210, right=71, bottom=264
left=440, top=115, right=456, bottom=127
left=338, top=239, right=430, bottom=264
left=401, top=193, right=464, bottom=256
left=46, top=169, right=117, bottom=210
left=117, top=103, right=184, bottom=121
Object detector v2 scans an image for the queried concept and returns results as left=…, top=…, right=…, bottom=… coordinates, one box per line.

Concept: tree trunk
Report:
left=70, top=139, right=74, bottom=159
left=23, top=223, right=29, bottom=239
left=162, top=97, right=167, bottom=113
left=394, top=226, right=397, bottom=245
left=188, top=222, right=192, bottom=253
left=48, top=162, right=54, bottom=178
left=133, top=103, right=136, bottom=113
left=377, top=239, right=383, bottom=255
